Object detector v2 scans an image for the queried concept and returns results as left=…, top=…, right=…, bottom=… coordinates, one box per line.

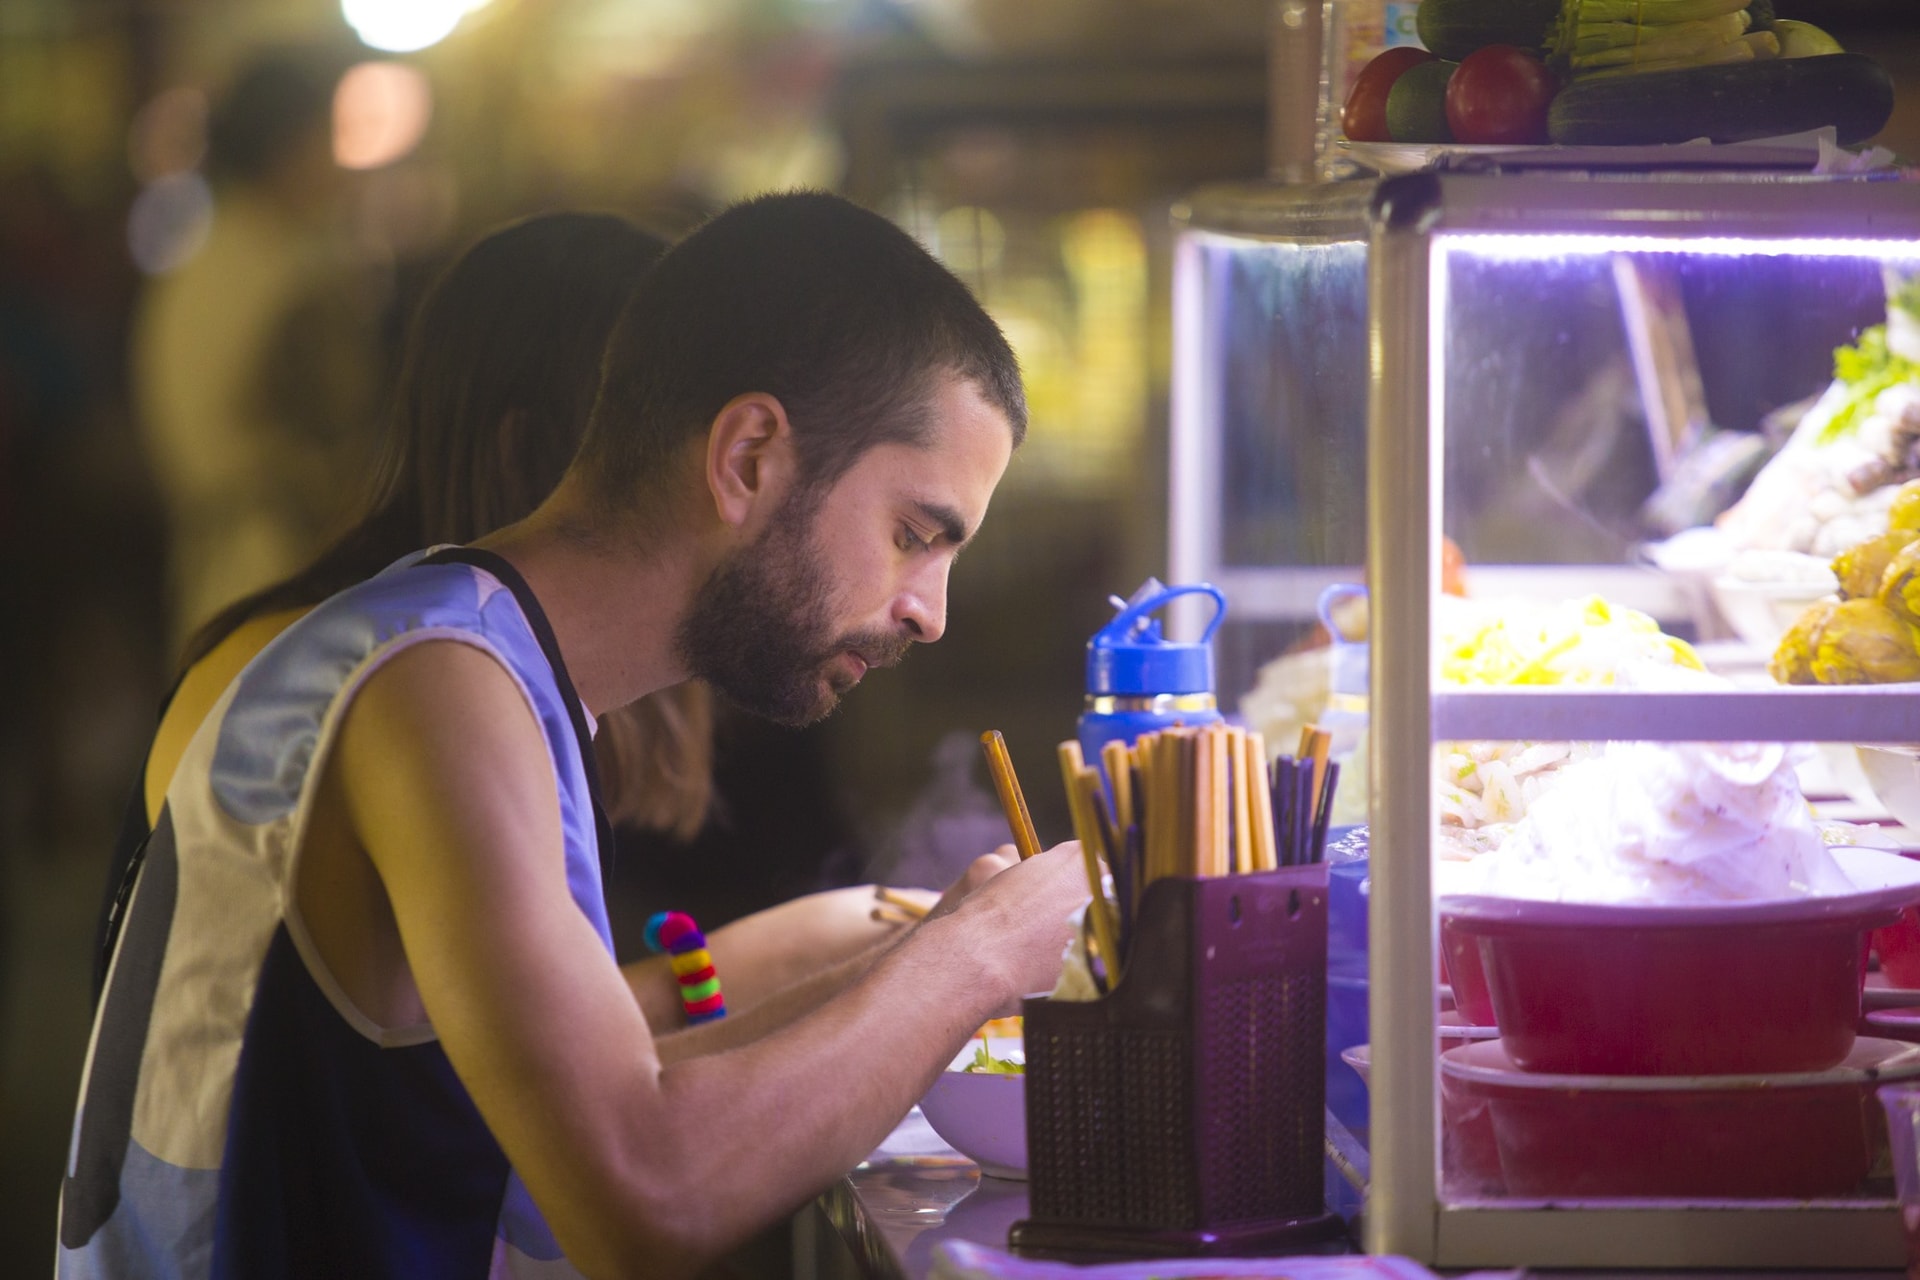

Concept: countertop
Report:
left=816, top=1107, right=1033, bottom=1280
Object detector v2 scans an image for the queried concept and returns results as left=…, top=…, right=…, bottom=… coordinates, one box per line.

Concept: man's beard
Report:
left=674, top=492, right=912, bottom=727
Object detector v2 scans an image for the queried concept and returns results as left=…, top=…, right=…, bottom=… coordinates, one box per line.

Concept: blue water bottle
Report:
left=1077, top=579, right=1227, bottom=776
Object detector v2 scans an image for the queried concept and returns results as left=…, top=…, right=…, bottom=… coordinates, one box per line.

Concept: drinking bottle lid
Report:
left=1086, top=579, right=1227, bottom=697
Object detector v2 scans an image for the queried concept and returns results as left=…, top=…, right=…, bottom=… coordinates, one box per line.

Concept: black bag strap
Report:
left=95, top=548, right=616, bottom=1001
left=419, top=545, right=616, bottom=889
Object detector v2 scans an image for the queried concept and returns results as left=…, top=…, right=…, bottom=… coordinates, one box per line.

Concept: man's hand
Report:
left=922, top=844, right=1020, bottom=921
left=938, top=841, right=1089, bottom=1003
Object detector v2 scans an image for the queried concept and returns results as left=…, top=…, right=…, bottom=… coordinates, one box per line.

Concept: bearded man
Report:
left=61, top=191, right=1089, bottom=1279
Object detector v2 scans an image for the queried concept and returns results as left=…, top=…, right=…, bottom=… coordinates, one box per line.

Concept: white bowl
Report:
left=1859, top=746, right=1920, bottom=830
left=917, top=1039, right=1025, bottom=1179
left=1708, top=574, right=1836, bottom=652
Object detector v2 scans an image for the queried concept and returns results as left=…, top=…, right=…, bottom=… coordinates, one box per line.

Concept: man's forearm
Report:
left=652, top=931, right=901, bottom=1065
left=622, top=886, right=927, bottom=1031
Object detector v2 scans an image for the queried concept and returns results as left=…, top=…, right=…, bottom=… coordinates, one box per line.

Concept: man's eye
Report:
left=899, top=526, right=932, bottom=553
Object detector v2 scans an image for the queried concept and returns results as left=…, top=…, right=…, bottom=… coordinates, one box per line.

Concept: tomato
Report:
left=1342, top=47, right=1437, bottom=143
left=1443, top=44, right=1557, bottom=145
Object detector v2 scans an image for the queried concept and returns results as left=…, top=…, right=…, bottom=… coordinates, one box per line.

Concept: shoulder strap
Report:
left=419, top=546, right=616, bottom=890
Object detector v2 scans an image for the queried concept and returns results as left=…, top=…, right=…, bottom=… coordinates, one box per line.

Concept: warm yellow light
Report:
left=333, top=62, right=433, bottom=170
left=341, top=0, right=492, bottom=54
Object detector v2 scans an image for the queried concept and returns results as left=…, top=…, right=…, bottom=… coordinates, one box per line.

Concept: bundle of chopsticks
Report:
left=1050, top=723, right=1341, bottom=992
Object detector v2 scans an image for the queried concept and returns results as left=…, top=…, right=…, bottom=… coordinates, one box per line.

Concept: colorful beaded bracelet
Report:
left=644, top=911, right=727, bottom=1024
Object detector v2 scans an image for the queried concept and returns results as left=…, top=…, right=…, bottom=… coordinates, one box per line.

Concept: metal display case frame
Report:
left=1174, top=167, right=1920, bottom=1268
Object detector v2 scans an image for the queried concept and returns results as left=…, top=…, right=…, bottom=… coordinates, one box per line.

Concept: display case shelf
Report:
left=1434, top=684, right=1920, bottom=745
left=1434, top=1201, right=1903, bottom=1270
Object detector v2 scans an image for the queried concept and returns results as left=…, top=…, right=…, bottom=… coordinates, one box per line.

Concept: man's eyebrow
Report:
left=912, top=500, right=972, bottom=548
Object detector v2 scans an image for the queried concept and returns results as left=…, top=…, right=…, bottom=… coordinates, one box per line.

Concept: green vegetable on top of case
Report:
left=1545, top=51, right=1894, bottom=145
left=1362, top=0, right=1874, bottom=148
left=1549, top=0, right=1780, bottom=78
left=1415, top=0, right=1560, bottom=61
left=1385, top=58, right=1459, bottom=143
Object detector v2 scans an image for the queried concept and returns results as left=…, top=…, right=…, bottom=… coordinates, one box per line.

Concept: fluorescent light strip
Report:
left=1439, top=232, right=1920, bottom=261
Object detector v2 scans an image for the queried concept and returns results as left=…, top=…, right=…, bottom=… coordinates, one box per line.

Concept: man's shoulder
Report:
left=203, top=559, right=552, bottom=826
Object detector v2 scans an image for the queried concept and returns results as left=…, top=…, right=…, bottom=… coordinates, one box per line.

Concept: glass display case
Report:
left=1171, top=166, right=1920, bottom=1267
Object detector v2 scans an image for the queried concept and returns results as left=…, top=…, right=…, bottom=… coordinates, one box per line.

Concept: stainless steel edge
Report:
left=1173, top=179, right=1378, bottom=243
left=1434, top=1202, right=1904, bottom=1269
left=1361, top=182, right=1439, bottom=1261
left=1414, top=170, right=1920, bottom=241
left=1167, top=231, right=1223, bottom=641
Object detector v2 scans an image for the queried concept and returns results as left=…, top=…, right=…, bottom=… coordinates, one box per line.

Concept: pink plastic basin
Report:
left=1338, top=1032, right=1505, bottom=1196
left=1441, top=1037, right=1920, bottom=1199
left=1439, top=914, right=1496, bottom=1028
left=1440, top=849, right=1920, bottom=1076
left=1876, top=905, right=1920, bottom=989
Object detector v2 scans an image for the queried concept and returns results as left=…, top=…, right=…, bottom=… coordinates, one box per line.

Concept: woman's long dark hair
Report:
left=179, top=210, right=713, bottom=837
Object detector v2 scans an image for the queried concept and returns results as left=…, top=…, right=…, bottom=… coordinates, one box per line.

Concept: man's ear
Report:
left=705, top=392, right=797, bottom=531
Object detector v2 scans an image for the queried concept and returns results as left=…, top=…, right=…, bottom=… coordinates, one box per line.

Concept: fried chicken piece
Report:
left=1833, top=528, right=1920, bottom=599
left=1769, top=599, right=1837, bottom=685
left=1809, top=598, right=1920, bottom=685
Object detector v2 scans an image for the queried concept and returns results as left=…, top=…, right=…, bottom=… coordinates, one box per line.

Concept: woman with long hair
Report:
left=108, top=210, right=918, bottom=1023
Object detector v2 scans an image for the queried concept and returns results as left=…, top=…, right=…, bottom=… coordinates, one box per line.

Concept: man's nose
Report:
left=893, top=562, right=949, bottom=644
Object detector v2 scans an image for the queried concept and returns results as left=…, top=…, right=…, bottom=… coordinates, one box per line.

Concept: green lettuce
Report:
left=1819, top=325, right=1920, bottom=445
left=963, top=1042, right=1025, bottom=1075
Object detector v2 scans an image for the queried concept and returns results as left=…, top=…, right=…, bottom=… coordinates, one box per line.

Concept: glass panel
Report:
left=1430, top=229, right=1920, bottom=1211
left=1213, top=237, right=1370, bottom=570
left=1440, top=242, right=1891, bottom=572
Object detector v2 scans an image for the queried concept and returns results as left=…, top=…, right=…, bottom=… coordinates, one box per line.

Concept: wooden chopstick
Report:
left=1209, top=727, right=1231, bottom=878
left=980, top=730, right=1042, bottom=861
left=1229, top=728, right=1253, bottom=877
left=1305, top=727, right=1332, bottom=822
left=1102, top=738, right=1134, bottom=834
left=1248, top=730, right=1277, bottom=872
left=1057, top=742, right=1123, bottom=987
left=874, top=886, right=930, bottom=919
left=1189, top=731, right=1210, bottom=879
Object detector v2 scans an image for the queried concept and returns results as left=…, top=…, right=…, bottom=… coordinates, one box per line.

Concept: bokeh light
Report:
left=126, top=172, right=213, bottom=274
left=333, top=61, right=433, bottom=170
left=341, top=0, right=493, bottom=54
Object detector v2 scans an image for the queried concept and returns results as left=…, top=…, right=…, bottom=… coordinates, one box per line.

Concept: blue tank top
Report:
left=59, top=548, right=611, bottom=1279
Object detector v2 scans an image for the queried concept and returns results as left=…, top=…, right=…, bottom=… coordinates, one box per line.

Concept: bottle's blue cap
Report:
left=1085, top=580, right=1226, bottom=696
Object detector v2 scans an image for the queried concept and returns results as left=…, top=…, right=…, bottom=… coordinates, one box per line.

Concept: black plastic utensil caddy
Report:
left=1012, top=864, right=1341, bottom=1257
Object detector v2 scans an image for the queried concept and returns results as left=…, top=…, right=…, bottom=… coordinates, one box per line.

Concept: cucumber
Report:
left=1547, top=52, right=1894, bottom=146
left=1387, top=59, right=1458, bottom=143
left=1416, top=0, right=1559, bottom=61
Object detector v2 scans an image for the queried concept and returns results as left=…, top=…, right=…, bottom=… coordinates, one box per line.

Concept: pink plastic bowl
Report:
left=1439, top=915, right=1496, bottom=1027
left=1440, top=848, right=1920, bottom=1076
left=1441, top=1037, right=1920, bottom=1198
left=1875, top=905, right=1920, bottom=989
left=1339, top=1031, right=1506, bottom=1196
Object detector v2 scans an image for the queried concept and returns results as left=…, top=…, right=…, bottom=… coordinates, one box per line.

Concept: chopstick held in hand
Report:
left=980, top=730, right=1043, bottom=860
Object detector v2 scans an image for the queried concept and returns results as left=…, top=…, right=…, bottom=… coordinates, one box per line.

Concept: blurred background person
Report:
left=132, top=43, right=387, bottom=658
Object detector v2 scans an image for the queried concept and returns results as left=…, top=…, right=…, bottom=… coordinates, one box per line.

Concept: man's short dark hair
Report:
left=576, top=191, right=1026, bottom=513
